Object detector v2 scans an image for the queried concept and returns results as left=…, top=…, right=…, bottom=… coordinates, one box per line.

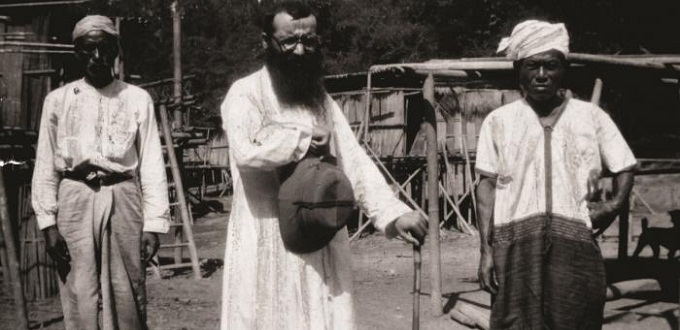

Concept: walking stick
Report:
left=412, top=244, right=421, bottom=330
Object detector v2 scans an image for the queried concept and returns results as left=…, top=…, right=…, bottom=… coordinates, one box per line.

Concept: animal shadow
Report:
left=632, top=210, right=680, bottom=260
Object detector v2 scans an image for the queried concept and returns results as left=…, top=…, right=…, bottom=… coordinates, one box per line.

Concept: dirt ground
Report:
left=2, top=174, right=680, bottom=329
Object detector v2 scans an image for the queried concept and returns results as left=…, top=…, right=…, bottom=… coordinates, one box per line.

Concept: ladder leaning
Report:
left=150, top=102, right=201, bottom=280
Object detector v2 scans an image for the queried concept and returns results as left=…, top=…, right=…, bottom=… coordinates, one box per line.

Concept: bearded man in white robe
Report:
left=219, top=2, right=428, bottom=329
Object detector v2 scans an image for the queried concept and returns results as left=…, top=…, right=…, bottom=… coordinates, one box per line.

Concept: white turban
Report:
left=72, top=15, right=119, bottom=41
left=497, top=20, right=569, bottom=61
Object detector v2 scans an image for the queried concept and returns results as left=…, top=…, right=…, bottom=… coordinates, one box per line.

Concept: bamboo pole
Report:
left=461, top=137, right=477, bottom=223
left=350, top=166, right=424, bottom=242
left=0, top=0, right=90, bottom=8
left=590, top=78, right=603, bottom=105
left=0, top=170, right=29, bottom=329
left=364, top=145, right=428, bottom=219
left=349, top=219, right=371, bottom=242
left=171, top=0, right=183, bottom=128
left=371, top=61, right=513, bottom=73
left=362, top=72, right=372, bottom=144
left=440, top=143, right=471, bottom=232
left=0, top=41, right=73, bottom=49
left=438, top=183, right=474, bottom=234
left=0, top=49, right=73, bottom=54
left=631, top=188, right=657, bottom=214
left=568, top=53, right=680, bottom=71
left=114, top=17, right=124, bottom=81
left=368, top=54, right=680, bottom=76
left=423, top=74, right=443, bottom=316
left=159, top=103, right=201, bottom=279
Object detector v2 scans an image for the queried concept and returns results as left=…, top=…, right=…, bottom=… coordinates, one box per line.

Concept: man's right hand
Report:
left=309, top=125, right=330, bottom=156
left=44, top=226, right=70, bottom=265
left=478, top=249, right=498, bottom=295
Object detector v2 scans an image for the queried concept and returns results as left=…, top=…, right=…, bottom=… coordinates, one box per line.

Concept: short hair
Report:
left=262, top=1, right=315, bottom=35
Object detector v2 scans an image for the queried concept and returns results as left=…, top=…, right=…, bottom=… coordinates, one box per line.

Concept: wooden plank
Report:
left=0, top=52, right=23, bottom=127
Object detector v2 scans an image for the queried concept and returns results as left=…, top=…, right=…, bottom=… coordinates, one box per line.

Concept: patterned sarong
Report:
left=491, top=216, right=606, bottom=330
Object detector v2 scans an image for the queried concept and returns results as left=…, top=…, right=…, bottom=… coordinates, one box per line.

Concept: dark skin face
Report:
left=518, top=50, right=567, bottom=115
left=74, top=30, right=119, bottom=88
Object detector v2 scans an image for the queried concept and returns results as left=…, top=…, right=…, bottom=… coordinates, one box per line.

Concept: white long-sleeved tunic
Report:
left=32, top=79, right=170, bottom=233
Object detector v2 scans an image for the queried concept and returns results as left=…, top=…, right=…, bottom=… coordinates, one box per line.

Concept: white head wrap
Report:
left=497, top=20, right=569, bottom=61
left=72, top=15, right=119, bottom=41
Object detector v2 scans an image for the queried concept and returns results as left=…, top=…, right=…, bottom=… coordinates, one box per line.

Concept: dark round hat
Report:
left=278, top=156, right=355, bottom=254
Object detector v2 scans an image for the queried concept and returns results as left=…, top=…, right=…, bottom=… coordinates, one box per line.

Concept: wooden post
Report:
left=590, top=78, right=603, bottom=104
left=423, top=74, right=443, bottom=315
left=171, top=0, right=183, bottom=128
left=159, top=103, right=201, bottom=279
left=0, top=170, right=29, bottom=329
left=362, top=72, right=372, bottom=144
left=613, top=176, right=630, bottom=260
left=114, top=17, right=124, bottom=81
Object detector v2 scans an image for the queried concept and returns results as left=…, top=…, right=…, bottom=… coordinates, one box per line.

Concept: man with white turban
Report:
left=475, top=20, right=636, bottom=329
left=33, top=15, right=169, bottom=329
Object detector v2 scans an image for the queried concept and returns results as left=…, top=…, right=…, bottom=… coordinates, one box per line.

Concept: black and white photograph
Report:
left=0, top=0, right=679, bottom=329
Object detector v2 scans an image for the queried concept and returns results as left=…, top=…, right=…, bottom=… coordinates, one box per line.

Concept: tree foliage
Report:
left=72, top=0, right=680, bottom=123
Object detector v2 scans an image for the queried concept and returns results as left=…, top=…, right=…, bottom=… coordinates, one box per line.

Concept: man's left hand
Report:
left=588, top=201, right=619, bottom=230
left=389, top=211, right=428, bottom=246
left=141, top=232, right=160, bottom=264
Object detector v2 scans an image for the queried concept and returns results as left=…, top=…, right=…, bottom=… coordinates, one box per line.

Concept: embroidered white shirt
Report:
left=32, top=79, right=170, bottom=233
left=475, top=98, right=637, bottom=228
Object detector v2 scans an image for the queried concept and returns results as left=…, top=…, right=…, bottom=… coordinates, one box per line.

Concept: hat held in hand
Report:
left=278, top=156, right=355, bottom=254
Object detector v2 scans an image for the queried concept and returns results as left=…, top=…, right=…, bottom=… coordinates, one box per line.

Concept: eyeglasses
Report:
left=270, top=33, right=320, bottom=52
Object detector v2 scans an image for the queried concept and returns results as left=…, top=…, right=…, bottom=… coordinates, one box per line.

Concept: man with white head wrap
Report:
left=33, top=15, right=169, bottom=329
left=475, top=20, right=635, bottom=329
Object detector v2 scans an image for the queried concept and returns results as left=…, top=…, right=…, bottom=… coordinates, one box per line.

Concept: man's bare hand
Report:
left=388, top=211, right=428, bottom=246
left=44, top=225, right=70, bottom=264
left=141, top=232, right=160, bottom=264
left=588, top=200, right=618, bottom=230
left=309, top=125, right=330, bottom=156
left=478, top=250, right=498, bottom=295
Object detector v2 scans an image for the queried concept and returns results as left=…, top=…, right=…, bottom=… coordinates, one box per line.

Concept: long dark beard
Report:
left=265, top=47, right=326, bottom=108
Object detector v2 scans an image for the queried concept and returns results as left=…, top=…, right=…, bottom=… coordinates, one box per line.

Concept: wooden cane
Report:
left=412, top=244, right=421, bottom=330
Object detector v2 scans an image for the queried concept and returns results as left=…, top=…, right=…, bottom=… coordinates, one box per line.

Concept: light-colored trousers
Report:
left=56, top=178, right=147, bottom=330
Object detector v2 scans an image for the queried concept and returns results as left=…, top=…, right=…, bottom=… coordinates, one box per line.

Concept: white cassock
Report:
left=219, top=67, right=412, bottom=330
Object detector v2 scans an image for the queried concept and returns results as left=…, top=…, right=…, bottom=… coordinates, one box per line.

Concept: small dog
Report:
left=632, top=210, right=680, bottom=259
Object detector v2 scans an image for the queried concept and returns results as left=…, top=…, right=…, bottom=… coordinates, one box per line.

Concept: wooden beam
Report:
left=0, top=0, right=90, bottom=8
left=171, top=0, right=183, bottom=128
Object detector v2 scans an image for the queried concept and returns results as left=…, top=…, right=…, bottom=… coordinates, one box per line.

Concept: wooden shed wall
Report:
left=332, top=91, right=407, bottom=157
left=0, top=14, right=51, bottom=130
left=438, top=88, right=522, bottom=154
